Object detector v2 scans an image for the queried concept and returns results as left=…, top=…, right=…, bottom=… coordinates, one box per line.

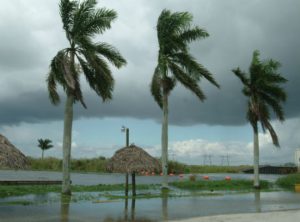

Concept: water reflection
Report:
left=60, top=195, right=71, bottom=222
left=254, top=190, right=261, bottom=212
left=161, top=190, right=168, bottom=221
left=103, top=198, right=155, bottom=222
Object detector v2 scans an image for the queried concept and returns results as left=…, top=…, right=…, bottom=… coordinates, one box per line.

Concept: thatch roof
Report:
left=106, top=144, right=161, bottom=173
left=0, top=134, right=28, bottom=169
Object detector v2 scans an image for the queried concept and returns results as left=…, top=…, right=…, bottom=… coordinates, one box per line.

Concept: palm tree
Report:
left=232, top=50, right=287, bottom=188
left=47, top=0, right=126, bottom=195
left=37, top=138, right=53, bottom=159
left=151, top=9, right=220, bottom=188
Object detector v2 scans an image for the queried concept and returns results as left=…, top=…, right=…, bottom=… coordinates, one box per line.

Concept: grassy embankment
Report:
left=27, top=157, right=250, bottom=174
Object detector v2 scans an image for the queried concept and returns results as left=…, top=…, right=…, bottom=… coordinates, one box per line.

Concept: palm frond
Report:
left=81, top=52, right=114, bottom=101
left=170, top=62, right=206, bottom=101
left=73, top=2, right=116, bottom=39
left=173, top=52, right=219, bottom=87
left=260, top=92, right=285, bottom=121
left=59, top=0, right=77, bottom=39
left=94, top=43, right=127, bottom=68
left=179, top=27, right=209, bottom=43
left=151, top=66, right=163, bottom=108
left=258, top=84, right=287, bottom=102
left=232, top=68, right=250, bottom=88
left=47, top=71, right=60, bottom=105
left=263, top=119, right=280, bottom=147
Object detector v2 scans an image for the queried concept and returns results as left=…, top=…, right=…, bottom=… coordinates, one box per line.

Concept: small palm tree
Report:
left=47, top=0, right=126, bottom=195
left=37, top=139, right=53, bottom=160
left=151, top=9, right=220, bottom=188
left=232, top=50, right=287, bottom=188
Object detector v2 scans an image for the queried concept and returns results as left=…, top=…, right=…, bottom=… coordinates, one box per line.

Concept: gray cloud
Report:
left=0, top=0, right=299, bottom=126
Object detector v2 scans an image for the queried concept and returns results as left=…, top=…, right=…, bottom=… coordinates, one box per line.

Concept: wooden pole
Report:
left=132, top=172, right=136, bottom=196
left=125, top=173, right=129, bottom=197
left=125, top=127, right=129, bottom=196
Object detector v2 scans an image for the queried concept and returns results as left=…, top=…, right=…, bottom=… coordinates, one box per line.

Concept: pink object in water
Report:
left=203, top=175, right=209, bottom=180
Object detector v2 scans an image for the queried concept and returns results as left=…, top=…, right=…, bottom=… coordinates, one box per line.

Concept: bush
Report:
left=189, top=174, right=196, bottom=182
left=27, top=156, right=108, bottom=172
left=276, top=173, right=300, bottom=189
left=168, top=160, right=189, bottom=174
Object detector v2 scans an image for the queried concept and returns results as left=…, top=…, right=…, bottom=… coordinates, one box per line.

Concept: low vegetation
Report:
left=26, top=157, right=249, bottom=174
left=276, top=173, right=300, bottom=189
left=188, top=165, right=250, bottom=173
left=28, top=156, right=108, bottom=172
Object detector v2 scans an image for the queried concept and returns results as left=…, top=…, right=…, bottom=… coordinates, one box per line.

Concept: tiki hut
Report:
left=0, top=134, right=28, bottom=169
left=107, top=144, right=160, bottom=196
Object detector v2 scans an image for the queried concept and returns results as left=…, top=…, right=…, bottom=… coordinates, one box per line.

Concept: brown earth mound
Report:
left=0, top=134, right=28, bottom=169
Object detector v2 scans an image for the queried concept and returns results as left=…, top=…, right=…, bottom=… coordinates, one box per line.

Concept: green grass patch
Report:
left=276, top=173, right=300, bottom=190
left=170, top=179, right=270, bottom=191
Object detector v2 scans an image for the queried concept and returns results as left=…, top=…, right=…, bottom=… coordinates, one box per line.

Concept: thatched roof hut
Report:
left=0, top=134, right=28, bottom=169
left=106, top=144, right=161, bottom=173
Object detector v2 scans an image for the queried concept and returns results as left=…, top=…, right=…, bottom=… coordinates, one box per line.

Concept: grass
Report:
left=276, top=173, right=300, bottom=190
left=0, top=179, right=273, bottom=199
left=170, top=179, right=271, bottom=191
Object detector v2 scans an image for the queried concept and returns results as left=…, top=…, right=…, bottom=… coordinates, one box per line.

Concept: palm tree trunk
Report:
left=62, top=93, right=74, bottom=195
left=253, top=123, right=260, bottom=189
left=161, top=87, right=168, bottom=188
left=42, top=150, right=44, bottom=160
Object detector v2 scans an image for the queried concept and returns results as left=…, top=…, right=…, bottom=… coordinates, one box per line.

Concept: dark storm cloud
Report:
left=0, top=0, right=299, bottom=126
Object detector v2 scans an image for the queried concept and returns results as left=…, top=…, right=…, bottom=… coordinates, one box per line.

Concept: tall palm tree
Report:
left=151, top=9, right=220, bottom=188
left=47, top=0, right=126, bottom=195
left=232, top=50, right=287, bottom=188
left=37, top=138, right=53, bottom=160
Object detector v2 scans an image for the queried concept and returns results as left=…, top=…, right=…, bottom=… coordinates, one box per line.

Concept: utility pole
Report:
left=226, top=154, right=230, bottom=166
left=208, top=154, right=212, bottom=166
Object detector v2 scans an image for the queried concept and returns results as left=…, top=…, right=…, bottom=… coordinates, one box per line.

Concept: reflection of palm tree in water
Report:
left=103, top=198, right=154, bottom=222
left=162, top=190, right=168, bottom=221
left=254, top=190, right=261, bottom=213
left=60, top=195, right=71, bottom=222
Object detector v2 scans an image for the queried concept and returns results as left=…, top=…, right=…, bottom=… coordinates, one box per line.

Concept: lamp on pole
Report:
left=121, top=126, right=130, bottom=198
left=121, top=126, right=129, bottom=147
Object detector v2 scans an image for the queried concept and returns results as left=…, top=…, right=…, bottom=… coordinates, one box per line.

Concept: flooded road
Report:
left=0, top=191, right=300, bottom=221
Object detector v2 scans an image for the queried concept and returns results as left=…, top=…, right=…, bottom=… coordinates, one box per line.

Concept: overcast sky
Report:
left=0, top=0, right=299, bottom=165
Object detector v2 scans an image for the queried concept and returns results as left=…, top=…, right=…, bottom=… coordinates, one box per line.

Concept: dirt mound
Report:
left=0, top=134, right=28, bottom=169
